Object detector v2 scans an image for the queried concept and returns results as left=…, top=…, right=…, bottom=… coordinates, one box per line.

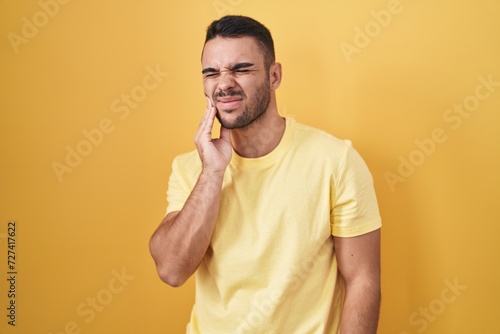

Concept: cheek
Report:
left=203, top=82, right=215, bottom=97
left=240, top=78, right=265, bottom=99
left=236, top=78, right=258, bottom=97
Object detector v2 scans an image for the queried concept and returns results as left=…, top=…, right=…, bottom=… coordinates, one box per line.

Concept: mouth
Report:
left=217, top=97, right=243, bottom=109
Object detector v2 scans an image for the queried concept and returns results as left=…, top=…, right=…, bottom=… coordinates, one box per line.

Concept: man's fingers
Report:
left=219, top=126, right=231, bottom=142
left=203, top=102, right=216, bottom=135
left=196, top=98, right=217, bottom=142
left=198, top=98, right=211, bottom=127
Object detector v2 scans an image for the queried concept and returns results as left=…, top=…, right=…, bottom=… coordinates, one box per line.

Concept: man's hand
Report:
left=194, top=98, right=232, bottom=174
left=150, top=99, right=231, bottom=287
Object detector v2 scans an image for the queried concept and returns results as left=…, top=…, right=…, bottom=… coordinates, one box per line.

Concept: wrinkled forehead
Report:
left=201, top=36, right=265, bottom=69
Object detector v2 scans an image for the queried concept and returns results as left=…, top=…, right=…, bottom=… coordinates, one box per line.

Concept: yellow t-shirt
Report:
left=166, top=117, right=382, bottom=334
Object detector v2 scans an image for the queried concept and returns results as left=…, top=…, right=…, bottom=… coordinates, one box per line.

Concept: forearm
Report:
left=340, top=277, right=381, bottom=334
left=149, top=170, right=224, bottom=287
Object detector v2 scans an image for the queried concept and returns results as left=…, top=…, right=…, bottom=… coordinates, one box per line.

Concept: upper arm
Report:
left=334, top=228, right=381, bottom=285
left=331, top=143, right=381, bottom=237
left=166, top=152, right=202, bottom=215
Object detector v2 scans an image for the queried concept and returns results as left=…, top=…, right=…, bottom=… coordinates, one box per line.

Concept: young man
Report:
left=150, top=15, right=382, bottom=333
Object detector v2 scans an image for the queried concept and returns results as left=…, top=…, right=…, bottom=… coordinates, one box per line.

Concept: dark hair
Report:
left=204, top=15, right=275, bottom=70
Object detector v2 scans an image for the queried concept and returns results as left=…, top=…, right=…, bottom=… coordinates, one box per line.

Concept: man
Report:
left=150, top=15, right=382, bottom=333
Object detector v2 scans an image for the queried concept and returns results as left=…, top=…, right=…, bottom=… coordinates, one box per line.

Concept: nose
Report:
left=216, top=71, right=237, bottom=93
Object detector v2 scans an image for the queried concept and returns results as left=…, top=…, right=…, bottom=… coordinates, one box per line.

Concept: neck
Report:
left=230, top=106, right=286, bottom=158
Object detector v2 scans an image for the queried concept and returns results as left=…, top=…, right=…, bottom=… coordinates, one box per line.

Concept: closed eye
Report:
left=202, top=67, right=219, bottom=79
left=234, top=69, right=252, bottom=74
left=204, top=72, right=220, bottom=78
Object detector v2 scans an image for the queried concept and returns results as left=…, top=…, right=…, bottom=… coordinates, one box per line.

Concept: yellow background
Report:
left=1, top=0, right=499, bottom=333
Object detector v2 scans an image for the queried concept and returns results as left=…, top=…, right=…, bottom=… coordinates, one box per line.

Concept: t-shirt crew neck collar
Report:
left=230, top=117, right=294, bottom=168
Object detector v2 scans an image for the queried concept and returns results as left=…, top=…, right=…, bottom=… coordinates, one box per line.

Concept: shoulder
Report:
left=289, top=118, right=353, bottom=155
left=172, top=149, right=202, bottom=173
left=287, top=118, right=372, bottom=179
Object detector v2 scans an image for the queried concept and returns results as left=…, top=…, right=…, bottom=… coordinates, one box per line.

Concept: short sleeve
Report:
left=330, top=141, right=382, bottom=237
left=166, top=155, right=192, bottom=215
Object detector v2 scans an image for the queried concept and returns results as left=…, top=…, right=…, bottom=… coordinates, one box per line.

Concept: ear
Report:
left=269, top=62, right=282, bottom=90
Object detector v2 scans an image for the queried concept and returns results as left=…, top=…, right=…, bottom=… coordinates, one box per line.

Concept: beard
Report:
left=214, top=79, right=271, bottom=130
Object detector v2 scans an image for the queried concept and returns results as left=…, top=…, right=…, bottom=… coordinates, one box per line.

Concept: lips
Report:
left=218, top=97, right=242, bottom=103
left=217, top=97, right=243, bottom=109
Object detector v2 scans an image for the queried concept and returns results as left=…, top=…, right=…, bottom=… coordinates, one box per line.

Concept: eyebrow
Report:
left=201, top=62, right=255, bottom=75
left=201, top=67, right=217, bottom=75
left=230, top=62, right=255, bottom=71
